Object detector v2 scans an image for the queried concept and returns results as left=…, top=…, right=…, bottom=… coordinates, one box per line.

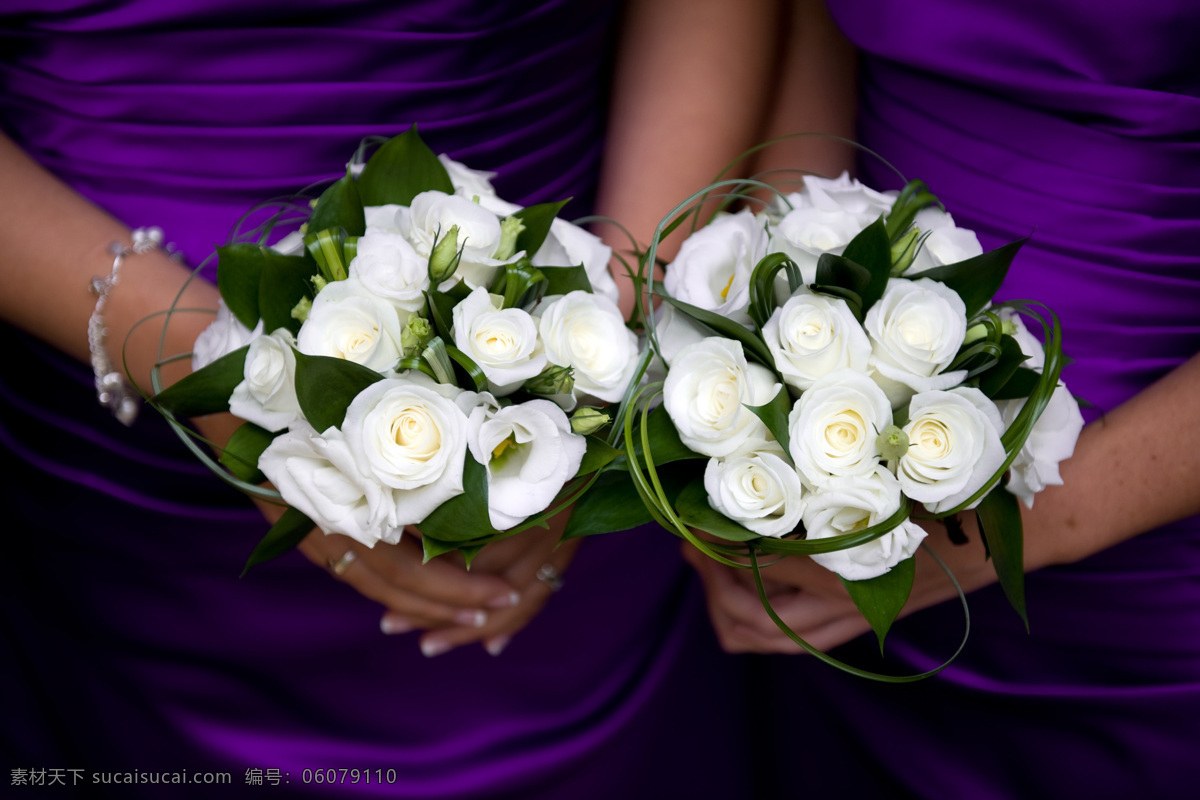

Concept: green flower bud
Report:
left=961, top=322, right=989, bottom=346
left=428, top=224, right=462, bottom=284
left=890, top=226, right=921, bottom=276
left=494, top=215, right=526, bottom=262
left=569, top=407, right=610, bottom=436
left=289, top=296, right=312, bottom=323
left=876, top=424, right=910, bottom=461
left=310, top=274, right=328, bottom=294
left=524, top=364, right=574, bottom=397
left=400, top=316, right=433, bottom=357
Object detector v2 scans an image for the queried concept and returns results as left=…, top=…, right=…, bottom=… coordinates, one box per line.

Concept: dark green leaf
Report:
left=839, top=217, right=892, bottom=314
left=841, top=556, right=916, bottom=652
left=444, top=345, right=488, bottom=391
left=563, top=467, right=691, bottom=539
left=675, top=479, right=761, bottom=542
left=241, top=507, right=314, bottom=576
left=309, top=172, right=366, bottom=237
left=884, top=180, right=940, bottom=243
left=219, top=422, right=276, bottom=484
left=513, top=199, right=570, bottom=256
left=154, top=345, right=248, bottom=418
left=907, top=238, right=1027, bottom=319
left=660, top=295, right=774, bottom=366
left=976, top=335, right=1030, bottom=398
left=975, top=485, right=1028, bottom=629
left=418, top=455, right=500, bottom=541
left=421, top=535, right=462, bottom=563
left=746, top=384, right=793, bottom=456
left=989, top=366, right=1041, bottom=401
left=459, top=543, right=486, bottom=569
left=575, top=436, right=620, bottom=477
left=499, top=260, right=546, bottom=309
left=425, top=289, right=459, bottom=342
left=258, top=252, right=317, bottom=336
left=217, top=243, right=265, bottom=329
left=357, top=125, right=454, bottom=206
left=540, top=264, right=593, bottom=297
left=630, top=405, right=707, bottom=466
left=814, top=253, right=874, bottom=322
left=292, top=350, right=384, bottom=432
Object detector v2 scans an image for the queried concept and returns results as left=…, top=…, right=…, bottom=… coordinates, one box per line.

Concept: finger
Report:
left=367, top=532, right=522, bottom=611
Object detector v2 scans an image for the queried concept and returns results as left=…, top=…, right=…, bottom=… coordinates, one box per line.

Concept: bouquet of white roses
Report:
left=626, top=167, right=1084, bottom=679
left=151, top=127, right=639, bottom=571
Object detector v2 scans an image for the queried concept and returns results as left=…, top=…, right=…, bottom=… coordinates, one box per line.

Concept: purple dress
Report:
left=762, top=1, right=1200, bottom=796
left=0, top=3, right=752, bottom=797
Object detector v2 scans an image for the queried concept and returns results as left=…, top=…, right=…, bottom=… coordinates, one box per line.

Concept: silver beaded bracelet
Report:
left=87, top=226, right=176, bottom=426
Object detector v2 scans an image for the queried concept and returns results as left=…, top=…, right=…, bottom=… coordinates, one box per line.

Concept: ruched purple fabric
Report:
left=763, top=2, right=1200, bottom=797
left=0, top=3, right=752, bottom=797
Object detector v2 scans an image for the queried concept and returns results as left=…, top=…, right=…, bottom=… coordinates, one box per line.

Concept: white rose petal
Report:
left=228, top=329, right=303, bottom=432
left=538, top=291, right=640, bottom=403
left=348, top=230, right=429, bottom=314
left=663, top=338, right=780, bottom=458
left=866, top=278, right=969, bottom=408
left=1000, top=384, right=1084, bottom=509
left=363, top=205, right=405, bottom=235
left=663, top=209, right=767, bottom=326
left=438, top=153, right=499, bottom=200
left=763, top=289, right=872, bottom=393
left=398, top=190, right=522, bottom=290
left=452, top=287, right=547, bottom=395
left=259, top=423, right=402, bottom=547
left=897, top=388, right=1006, bottom=513
left=906, top=207, right=983, bottom=274
left=804, top=467, right=927, bottom=581
left=533, top=218, right=620, bottom=306
left=789, top=369, right=892, bottom=488
left=297, top=278, right=406, bottom=372
left=704, top=451, right=805, bottom=538
left=192, top=299, right=262, bottom=372
left=466, top=399, right=587, bottom=530
left=341, top=377, right=469, bottom=527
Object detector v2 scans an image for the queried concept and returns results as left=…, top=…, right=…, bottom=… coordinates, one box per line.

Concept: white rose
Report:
left=763, top=289, right=872, bottom=393
left=805, top=467, right=927, bottom=581
left=789, top=369, right=892, bottom=488
left=398, top=190, right=521, bottom=290
left=663, top=338, right=780, bottom=458
left=906, top=207, right=983, bottom=274
left=768, top=172, right=895, bottom=284
left=192, top=299, right=262, bottom=372
left=258, top=423, right=402, bottom=547
left=1000, top=384, right=1084, bottom=510
left=538, top=291, right=640, bottom=403
left=532, top=218, right=620, bottom=306
left=341, top=377, right=469, bottom=527
left=438, top=153, right=499, bottom=200
left=363, top=205, right=405, bottom=235
left=865, top=278, right=969, bottom=408
left=704, top=451, right=805, bottom=538
left=348, top=230, right=429, bottom=314
left=663, top=209, right=767, bottom=326
left=897, top=388, right=1006, bottom=513
left=228, top=329, right=303, bottom=432
left=296, top=278, right=406, bottom=372
left=645, top=301, right=710, bottom=384
left=452, top=287, right=547, bottom=395
left=466, top=399, right=586, bottom=530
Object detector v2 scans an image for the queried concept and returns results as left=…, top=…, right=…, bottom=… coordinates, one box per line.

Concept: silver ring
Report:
left=535, top=563, right=564, bottom=592
left=328, top=550, right=357, bottom=576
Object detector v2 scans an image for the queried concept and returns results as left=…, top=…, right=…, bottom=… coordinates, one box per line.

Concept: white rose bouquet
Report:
left=148, top=128, right=644, bottom=570
left=621, top=160, right=1082, bottom=679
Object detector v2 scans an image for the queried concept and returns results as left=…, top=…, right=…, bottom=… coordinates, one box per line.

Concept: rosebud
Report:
left=400, top=316, right=434, bottom=357
left=876, top=424, right=910, bottom=461
left=524, top=364, right=574, bottom=397
left=428, top=224, right=463, bottom=284
left=494, top=216, right=526, bottom=262
left=290, top=296, right=312, bottom=323
left=569, top=407, right=610, bottom=436
left=890, top=226, right=921, bottom=276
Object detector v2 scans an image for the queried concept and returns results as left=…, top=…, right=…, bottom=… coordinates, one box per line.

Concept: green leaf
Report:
left=459, top=543, right=486, bottom=569
left=563, top=467, right=691, bottom=539
left=498, top=260, right=547, bottom=309
left=975, top=486, right=1028, bottom=629
left=748, top=252, right=802, bottom=330
left=421, top=535, right=462, bottom=563
left=217, top=243, right=266, bottom=329
left=513, top=199, right=570, bottom=256
left=218, top=422, right=276, bottom=484
left=976, top=334, right=1030, bottom=399
left=813, top=253, right=873, bottom=322
left=153, top=345, right=248, bottom=418
left=540, top=264, right=593, bottom=298
left=357, top=125, right=454, bottom=206
left=425, top=289, right=458, bottom=342
left=989, top=366, right=1041, bottom=401
left=309, top=172, right=366, bottom=237
left=292, top=350, right=384, bottom=432
left=907, top=238, right=1027, bottom=319
left=839, top=217, right=892, bottom=314
left=444, top=345, right=488, bottom=391
left=630, top=405, right=707, bottom=466
left=417, top=455, right=500, bottom=541
left=884, top=180, right=940, bottom=243
left=258, top=251, right=317, bottom=336
left=241, top=507, right=314, bottom=576
left=841, top=556, right=916, bottom=652
left=575, top=436, right=621, bottom=478
left=745, top=384, right=793, bottom=456
left=674, top=480, right=761, bottom=542
left=660, top=295, right=774, bottom=367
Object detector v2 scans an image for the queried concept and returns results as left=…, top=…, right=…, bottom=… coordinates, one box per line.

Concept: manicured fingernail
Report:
left=380, top=615, right=414, bottom=635
left=487, top=591, right=520, bottom=609
left=455, top=609, right=487, bottom=628
left=485, top=636, right=510, bottom=657
left=421, top=638, right=451, bottom=658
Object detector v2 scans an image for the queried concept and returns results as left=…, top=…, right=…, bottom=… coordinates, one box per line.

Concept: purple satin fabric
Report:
left=763, top=2, right=1200, bottom=797
left=0, top=3, right=753, bottom=797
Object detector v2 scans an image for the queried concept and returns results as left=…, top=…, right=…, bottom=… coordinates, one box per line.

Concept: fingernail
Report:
left=455, top=609, right=487, bottom=628
left=486, top=591, right=520, bottom=609
left=380, top=615, right=414, bottom=635
left=421, top=638, right=451, bottom=658
left=485, top=636, right=510, bottom=657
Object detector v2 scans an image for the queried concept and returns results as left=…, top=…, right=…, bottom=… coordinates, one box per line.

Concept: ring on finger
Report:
left=328, top=550, right=357, bottom=576
left=535, top=563, right=565, bottom=593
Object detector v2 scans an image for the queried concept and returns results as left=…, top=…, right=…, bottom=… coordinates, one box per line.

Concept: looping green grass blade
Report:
left=755, top=496, right=914, bottom=556
left=748, top=252, right=802, bottom=330
left=659, top=296, right=773, bottom=367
